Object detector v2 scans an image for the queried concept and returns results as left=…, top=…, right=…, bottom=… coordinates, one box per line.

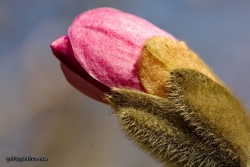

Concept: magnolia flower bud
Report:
left=51, top=7, right=250, bottom=167
left=51, top=7, right=174, bottom=102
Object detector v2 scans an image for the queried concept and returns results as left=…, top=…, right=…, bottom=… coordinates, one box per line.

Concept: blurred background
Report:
left=0, top=0, right=250, bottom=167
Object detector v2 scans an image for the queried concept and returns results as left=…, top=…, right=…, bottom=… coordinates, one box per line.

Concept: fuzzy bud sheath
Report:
left=51, top=8, right=250, bottom=167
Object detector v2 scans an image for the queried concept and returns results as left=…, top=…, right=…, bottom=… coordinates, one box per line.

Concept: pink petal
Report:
left=61, top=63, right=106, bottom=102
left=51, top=36, right=110, bottom=102
left=68, top=7, right=175, bottom=91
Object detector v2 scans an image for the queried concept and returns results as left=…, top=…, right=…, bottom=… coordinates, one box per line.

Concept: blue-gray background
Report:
left=1, top=1, right=250, bottom=167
